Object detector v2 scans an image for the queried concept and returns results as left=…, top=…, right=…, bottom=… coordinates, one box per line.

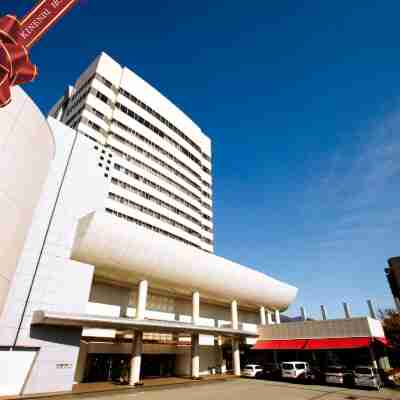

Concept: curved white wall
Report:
left=0, top=87, right=55, bottom=315
left=71, top=212, right=298, bottom=311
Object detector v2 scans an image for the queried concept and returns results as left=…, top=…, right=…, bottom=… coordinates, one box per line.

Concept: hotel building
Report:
left=0, top=53, right=297, bottom=396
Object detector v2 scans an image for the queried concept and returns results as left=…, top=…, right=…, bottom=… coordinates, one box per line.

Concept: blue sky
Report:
left=3, top=1, right=400, bottom=318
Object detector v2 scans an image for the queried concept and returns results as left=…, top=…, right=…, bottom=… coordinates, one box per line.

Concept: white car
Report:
left=354, top=366, right=382, bottom=390
left=242, top=364, right=263, bottom=377
left=281, top=361, right=310, bottom=380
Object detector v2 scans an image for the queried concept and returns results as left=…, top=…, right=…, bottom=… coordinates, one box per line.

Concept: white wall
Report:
left=0, top=87, right=54, bottom=315
left=0, top=120, right=107, bottom=395
left=0, top=350, right=37, bottom=396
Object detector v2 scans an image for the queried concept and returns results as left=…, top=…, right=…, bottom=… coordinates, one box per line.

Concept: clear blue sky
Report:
left=4, top=1, right=400, bottom=318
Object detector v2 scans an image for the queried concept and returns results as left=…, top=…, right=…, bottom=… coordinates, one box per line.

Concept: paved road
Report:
left=66, top=379, right=400, bottom=400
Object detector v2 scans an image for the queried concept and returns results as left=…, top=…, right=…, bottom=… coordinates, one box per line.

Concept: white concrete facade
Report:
left=0, top=57, right=298, bottom=395
left=0, top=88, right=55, bottom=316
left=49, top=52, right=214, bottom=253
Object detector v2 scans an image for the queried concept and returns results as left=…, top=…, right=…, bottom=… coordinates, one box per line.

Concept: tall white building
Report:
left=50, top=53, right=213, bottom=253
left=0, top=55, right=297, bottom=396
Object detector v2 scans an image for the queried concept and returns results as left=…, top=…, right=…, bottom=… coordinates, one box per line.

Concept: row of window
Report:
left=118, top=87, right=204, bottom=158
left=64, top=76, right=94, bottom=117
left=113, top=163, right=212, bottom=222
left=87, top=104, right=108, bottom=123
left=111, top=177, right=203, bottom=228
left=108, top=192, right=202, bottom=239
left=81, top=116, right=106, bottom=135
left=66, top=107, right=84, bottom=127
left=93, top=74, right=211, bottom=164
left=70, top=101, right=211, bottom=199
left=65, top=74, right=212, bottom=170
left=110, top=145, right=212, bottom=212
left=115, top=102, right=211, bottom=175
left=113, top=162, right=203, bottom=215
left=109, top=131, right=203, bottom=194
left=105, top=208, right=202, bottom=249
left=96, top=73, right=116, bottom=92
left=111, top=118, right=204, bottom=184
left=111, top=146, right=201, bottom=203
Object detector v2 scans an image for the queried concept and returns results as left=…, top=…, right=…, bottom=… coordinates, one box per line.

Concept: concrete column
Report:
left=275, top=310, right=281, bottom=324
left=191, top=333, right=200, bottom=378
left=343, top=302, right=351, bottom=319
left=191, top=291, right=200, bottom=379
left=129, top=280, right=147, bottom=386
left=367, top=300, right=377, bottom=319
left=320, top=305, right=328, bottom=320
left=232, top=338, right=241, bottom=376
left=300, top=306, right=307, bottom=321
left=129, top=331, right=143, bottom=386
left=136, top=280, right=148, bottom=320
left=267, top=310, right=273, bottom=325
left=192, top=291, right=200, bottom=325
left=231, top=300, right=239, bottom=330
left=259, top=306, right=266, bottom=326
left=231, top=300, right=240, bottom=376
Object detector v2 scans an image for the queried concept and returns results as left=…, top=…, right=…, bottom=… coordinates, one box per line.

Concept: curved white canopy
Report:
left=71, top=212, right=298, bottom=310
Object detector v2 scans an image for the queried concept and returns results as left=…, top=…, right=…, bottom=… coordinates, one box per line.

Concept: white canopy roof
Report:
left=71, top=212, right=297, bottom=310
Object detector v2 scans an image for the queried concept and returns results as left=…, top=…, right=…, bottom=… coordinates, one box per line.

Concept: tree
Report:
left=379, top=309, right=400, bottom=349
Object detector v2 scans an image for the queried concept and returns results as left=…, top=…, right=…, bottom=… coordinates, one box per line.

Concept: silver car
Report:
left=354, top=366, right=382, bottom=390
left=324, top=365, right=353, bottom=386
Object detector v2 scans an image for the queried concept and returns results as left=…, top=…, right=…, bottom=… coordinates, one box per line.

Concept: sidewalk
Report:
left=1, top=374, right=239, bottom=400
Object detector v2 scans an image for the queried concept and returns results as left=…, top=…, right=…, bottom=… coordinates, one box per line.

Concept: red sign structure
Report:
left=0, top=0, right=79, bottom=107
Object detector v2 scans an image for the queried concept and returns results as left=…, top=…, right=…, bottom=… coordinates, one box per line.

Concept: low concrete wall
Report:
left=257, top=317, right=385, bottom=340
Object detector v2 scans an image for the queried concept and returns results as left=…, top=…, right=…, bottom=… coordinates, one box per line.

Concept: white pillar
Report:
left=191, top=291, right=200, bottom=378
left=136, top=280, right=148, bottom=320
left=232, top=338, right=241, bottom=376
left=259, top=306, right=266, bottom=326
left=130, top=280, right=147, bottom=386
left=231, top=300, right=240, bottom=376
left=231, top=300, right=238, bottom=330
left=129, top=331, right=143, bottom=385
left=267, top=310, right=273, bottom=325
left=191, top=333, right=200, bottom=378
left=275, top=310, right=281, bottom=324
left=192, top=291, right=200, bottom=325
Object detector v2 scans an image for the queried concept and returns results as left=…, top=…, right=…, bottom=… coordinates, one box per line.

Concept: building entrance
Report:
left=141, top=354, right=175, bottom=378
left=84, top=353, right=176, bottom=383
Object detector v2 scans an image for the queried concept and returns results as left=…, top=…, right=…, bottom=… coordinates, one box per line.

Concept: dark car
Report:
left=260, top=363, right=281, bottom=380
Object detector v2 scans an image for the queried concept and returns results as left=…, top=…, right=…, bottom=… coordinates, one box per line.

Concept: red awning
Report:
left=374, top=337, right=391, bottom=347
left=253, top=337, right=375, bottom=351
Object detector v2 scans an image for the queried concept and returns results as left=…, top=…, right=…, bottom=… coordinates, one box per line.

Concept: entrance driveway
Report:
left=46, top=378, right=400, bottom=400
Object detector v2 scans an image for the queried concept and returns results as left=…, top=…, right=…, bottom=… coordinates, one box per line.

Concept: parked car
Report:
left=354, top=366, right=382, bottom=390
left=324, top=365, right=353, bottom=386
left=261, top=363, right=282, bottom=380
left=242, top=364, right=264, bottom=378
left=281, top=361, right=311, bottom=381
left=308, top=367, right=325, bottom=384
